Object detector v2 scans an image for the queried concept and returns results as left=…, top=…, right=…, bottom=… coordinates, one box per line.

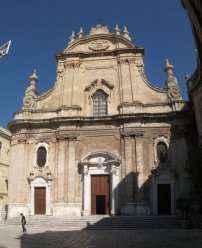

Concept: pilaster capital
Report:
left=120, top=128, right=144, bottom=138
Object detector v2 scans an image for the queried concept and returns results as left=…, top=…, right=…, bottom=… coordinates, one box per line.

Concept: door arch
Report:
left=30, top=176, right=51, bottom=215
left=80, top=151, right=120, bottom=216
left=151, top=170, right=175, bottom=215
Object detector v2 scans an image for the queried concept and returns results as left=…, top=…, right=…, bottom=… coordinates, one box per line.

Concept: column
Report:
left=82, top=165, right=90, bottom=216
left=110, top=165, right=119, bottom=215
left=56, top=138, right=67, bottom=202
left=67, top=137, right=77, bottom=202
left=124, top=137, right=134, bottom=202
left=30, top=183, right=34, bottom=215
left=136, top=138, right=144, bottom=201
left=119, top=60, right=133, bottom=103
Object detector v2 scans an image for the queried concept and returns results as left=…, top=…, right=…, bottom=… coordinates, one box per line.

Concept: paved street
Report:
left=0, top=226, right=202, bottom=248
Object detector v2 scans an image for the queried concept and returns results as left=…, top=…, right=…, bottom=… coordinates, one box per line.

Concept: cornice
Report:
left=55, top=47, right=144, bottom=61
left=8, top=109, right=194, bottom=133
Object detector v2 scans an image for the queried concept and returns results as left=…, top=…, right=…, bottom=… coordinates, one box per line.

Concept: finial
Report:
left=78, top=27, right=84, bottom=38
left=69, top=30, right=76, bottom=43
left=123, top=26, right=129, bottom=33
left=29, top=69, right=38, bottom=86
left=115, top=24, right=121, bottom=35
left=164, top=58, right=174, bottom=71
left=165, top=58, right=169, bottom=67
left=123, top=26, right=131, bottom=41
left=185, top=72, right=190, bottom=81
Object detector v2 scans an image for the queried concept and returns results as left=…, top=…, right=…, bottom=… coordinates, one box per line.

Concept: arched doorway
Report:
left=151, top=170, right=175, bottom=215
left=29, top=176, right=52, bottom=215
left=80, top=152, right=120, bottom=216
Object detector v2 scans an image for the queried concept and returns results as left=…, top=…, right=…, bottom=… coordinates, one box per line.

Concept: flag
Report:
left=0, top=40, right=11, bottom=59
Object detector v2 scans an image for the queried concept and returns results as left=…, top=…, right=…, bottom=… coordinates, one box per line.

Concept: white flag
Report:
left=0, top=40, right=11, bottom=59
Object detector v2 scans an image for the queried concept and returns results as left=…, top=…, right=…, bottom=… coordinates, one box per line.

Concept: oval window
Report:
left=37, top=146, right=47, bottom=167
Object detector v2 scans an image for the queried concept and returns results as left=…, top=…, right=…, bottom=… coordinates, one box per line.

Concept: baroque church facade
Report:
left=8, top=25, right=194, bottom=218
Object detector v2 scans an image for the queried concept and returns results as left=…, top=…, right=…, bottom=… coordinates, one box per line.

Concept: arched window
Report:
left=93, top=90, right=108, bottom=116
left=37, top=146, right=47, bottom=167
left=157, top=142, right=168, bottom=163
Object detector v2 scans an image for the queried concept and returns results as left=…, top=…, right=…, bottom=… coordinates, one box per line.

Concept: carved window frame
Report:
left=85, top=79, right=114, bottom=115
left=154, top=136, right=169, bottom=165
left=92, top=89, right=108, bottom=116
left=34, top=142, right=49, bottom=168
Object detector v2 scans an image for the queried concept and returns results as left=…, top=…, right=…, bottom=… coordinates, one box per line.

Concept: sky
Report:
left=0, top=0, right=196, bottom=128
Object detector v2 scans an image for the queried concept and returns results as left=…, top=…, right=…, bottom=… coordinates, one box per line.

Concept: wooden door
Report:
left=91, top=175, right=110, bottom=215
left=34, top=187, right=46, bottom=215
left=157, top=184, right=171, bottom=215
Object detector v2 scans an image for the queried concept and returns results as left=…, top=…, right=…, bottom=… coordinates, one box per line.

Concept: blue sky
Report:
left=0, top=0, right=196, bottom=128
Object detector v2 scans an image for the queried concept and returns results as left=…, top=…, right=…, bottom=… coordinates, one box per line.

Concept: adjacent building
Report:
left=7, top=25, right=195, bottom=218
left=0, top=125, right=11, bottom=220
left=181, top=0, right=202, bottom=214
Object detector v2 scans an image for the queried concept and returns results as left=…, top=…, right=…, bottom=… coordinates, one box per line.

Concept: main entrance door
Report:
left=34, top=187, right=46, bottom=215
left=91, top=175, right=110, bottom=215
left=157, top=184, right=171, bottom=215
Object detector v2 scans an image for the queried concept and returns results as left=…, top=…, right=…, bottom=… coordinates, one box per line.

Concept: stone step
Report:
left=0, top=215, right=181, bottom=230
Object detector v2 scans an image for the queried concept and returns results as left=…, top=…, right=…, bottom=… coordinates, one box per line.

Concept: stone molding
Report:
left=28, top=169, right=54, bottom=186
left=117, top=58, right=135, bottom=64
left=80, top=151, right=120, bottom=216
left=85, top=79, right=114, bottom=105
left=34, top=141, right=49, bottom=168
left=88, top=40, right=110, bottom=51
left=85, top=79, right=114, bottom=92
left=153, top=135, right=170, bottom=168
left=56, top=133, right=79, bottom=141
left=22, top=70, right=38, bottom=110
left=120, top=128, right=144, bottom=138
left=64, top=61, right=81, bottom=69
left=89, top=25, right=109, bottom=35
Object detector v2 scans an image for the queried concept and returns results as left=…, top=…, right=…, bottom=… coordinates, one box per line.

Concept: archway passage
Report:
left=34, top=187, right=46, bottom=214
left=157, top=184, right=171, bottom=215
left=91, top=175, right=110, bottom=215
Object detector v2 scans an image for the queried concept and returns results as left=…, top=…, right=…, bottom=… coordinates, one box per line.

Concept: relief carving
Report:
left=85, top=79, right=114, bottom=105
left=88, top=40, right=110, bottom=51
left=85, top=79, right=114, bottom=92
left=56, top=133, right=78, bottom=141
left=23, top=70, right=38, bottom=110
left=118, top=58, right=136, bottom=65
left=65, top=61, right=81, bottom=69
left=120, top=128, right=144, bottom=138
left=164, top=60, right=182, bottom=100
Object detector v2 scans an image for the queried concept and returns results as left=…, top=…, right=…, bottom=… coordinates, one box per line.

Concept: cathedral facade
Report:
left=8, top=25, right=194, bottom=218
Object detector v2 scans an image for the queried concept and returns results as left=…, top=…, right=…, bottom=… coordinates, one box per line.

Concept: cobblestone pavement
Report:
left=0, top=226, right=202, bottom=248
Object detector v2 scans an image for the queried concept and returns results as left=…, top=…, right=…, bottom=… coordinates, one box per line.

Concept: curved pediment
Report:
left=85, top=79, right=114, bottom=92
left=81, top=151, right=120, bottom=164
left=63, top=24, right=135, bottom=54
left=63, top=25, right=135, bottom=54
left=64, top=35, right=134, bottom=54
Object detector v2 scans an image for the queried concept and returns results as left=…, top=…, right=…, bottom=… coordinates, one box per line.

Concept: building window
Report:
left=157, top=142, right=168, bottom=163
left=93, top=90, right=108, bottom=116
left=37, top=146, right=47, bottom=167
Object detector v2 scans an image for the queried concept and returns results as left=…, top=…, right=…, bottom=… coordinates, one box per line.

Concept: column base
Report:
left=82, top=210, right=90, bottom=216
left=53, top=203, right=81, bottom=216
left=121, top=202, right=150, bottom=216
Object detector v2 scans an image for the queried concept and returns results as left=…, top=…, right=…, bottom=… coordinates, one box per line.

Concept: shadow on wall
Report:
left=112, top=110, right=200, bottom=217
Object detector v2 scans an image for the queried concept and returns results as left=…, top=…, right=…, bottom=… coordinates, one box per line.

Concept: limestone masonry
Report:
left=7, top=24, right=195, bottom=218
